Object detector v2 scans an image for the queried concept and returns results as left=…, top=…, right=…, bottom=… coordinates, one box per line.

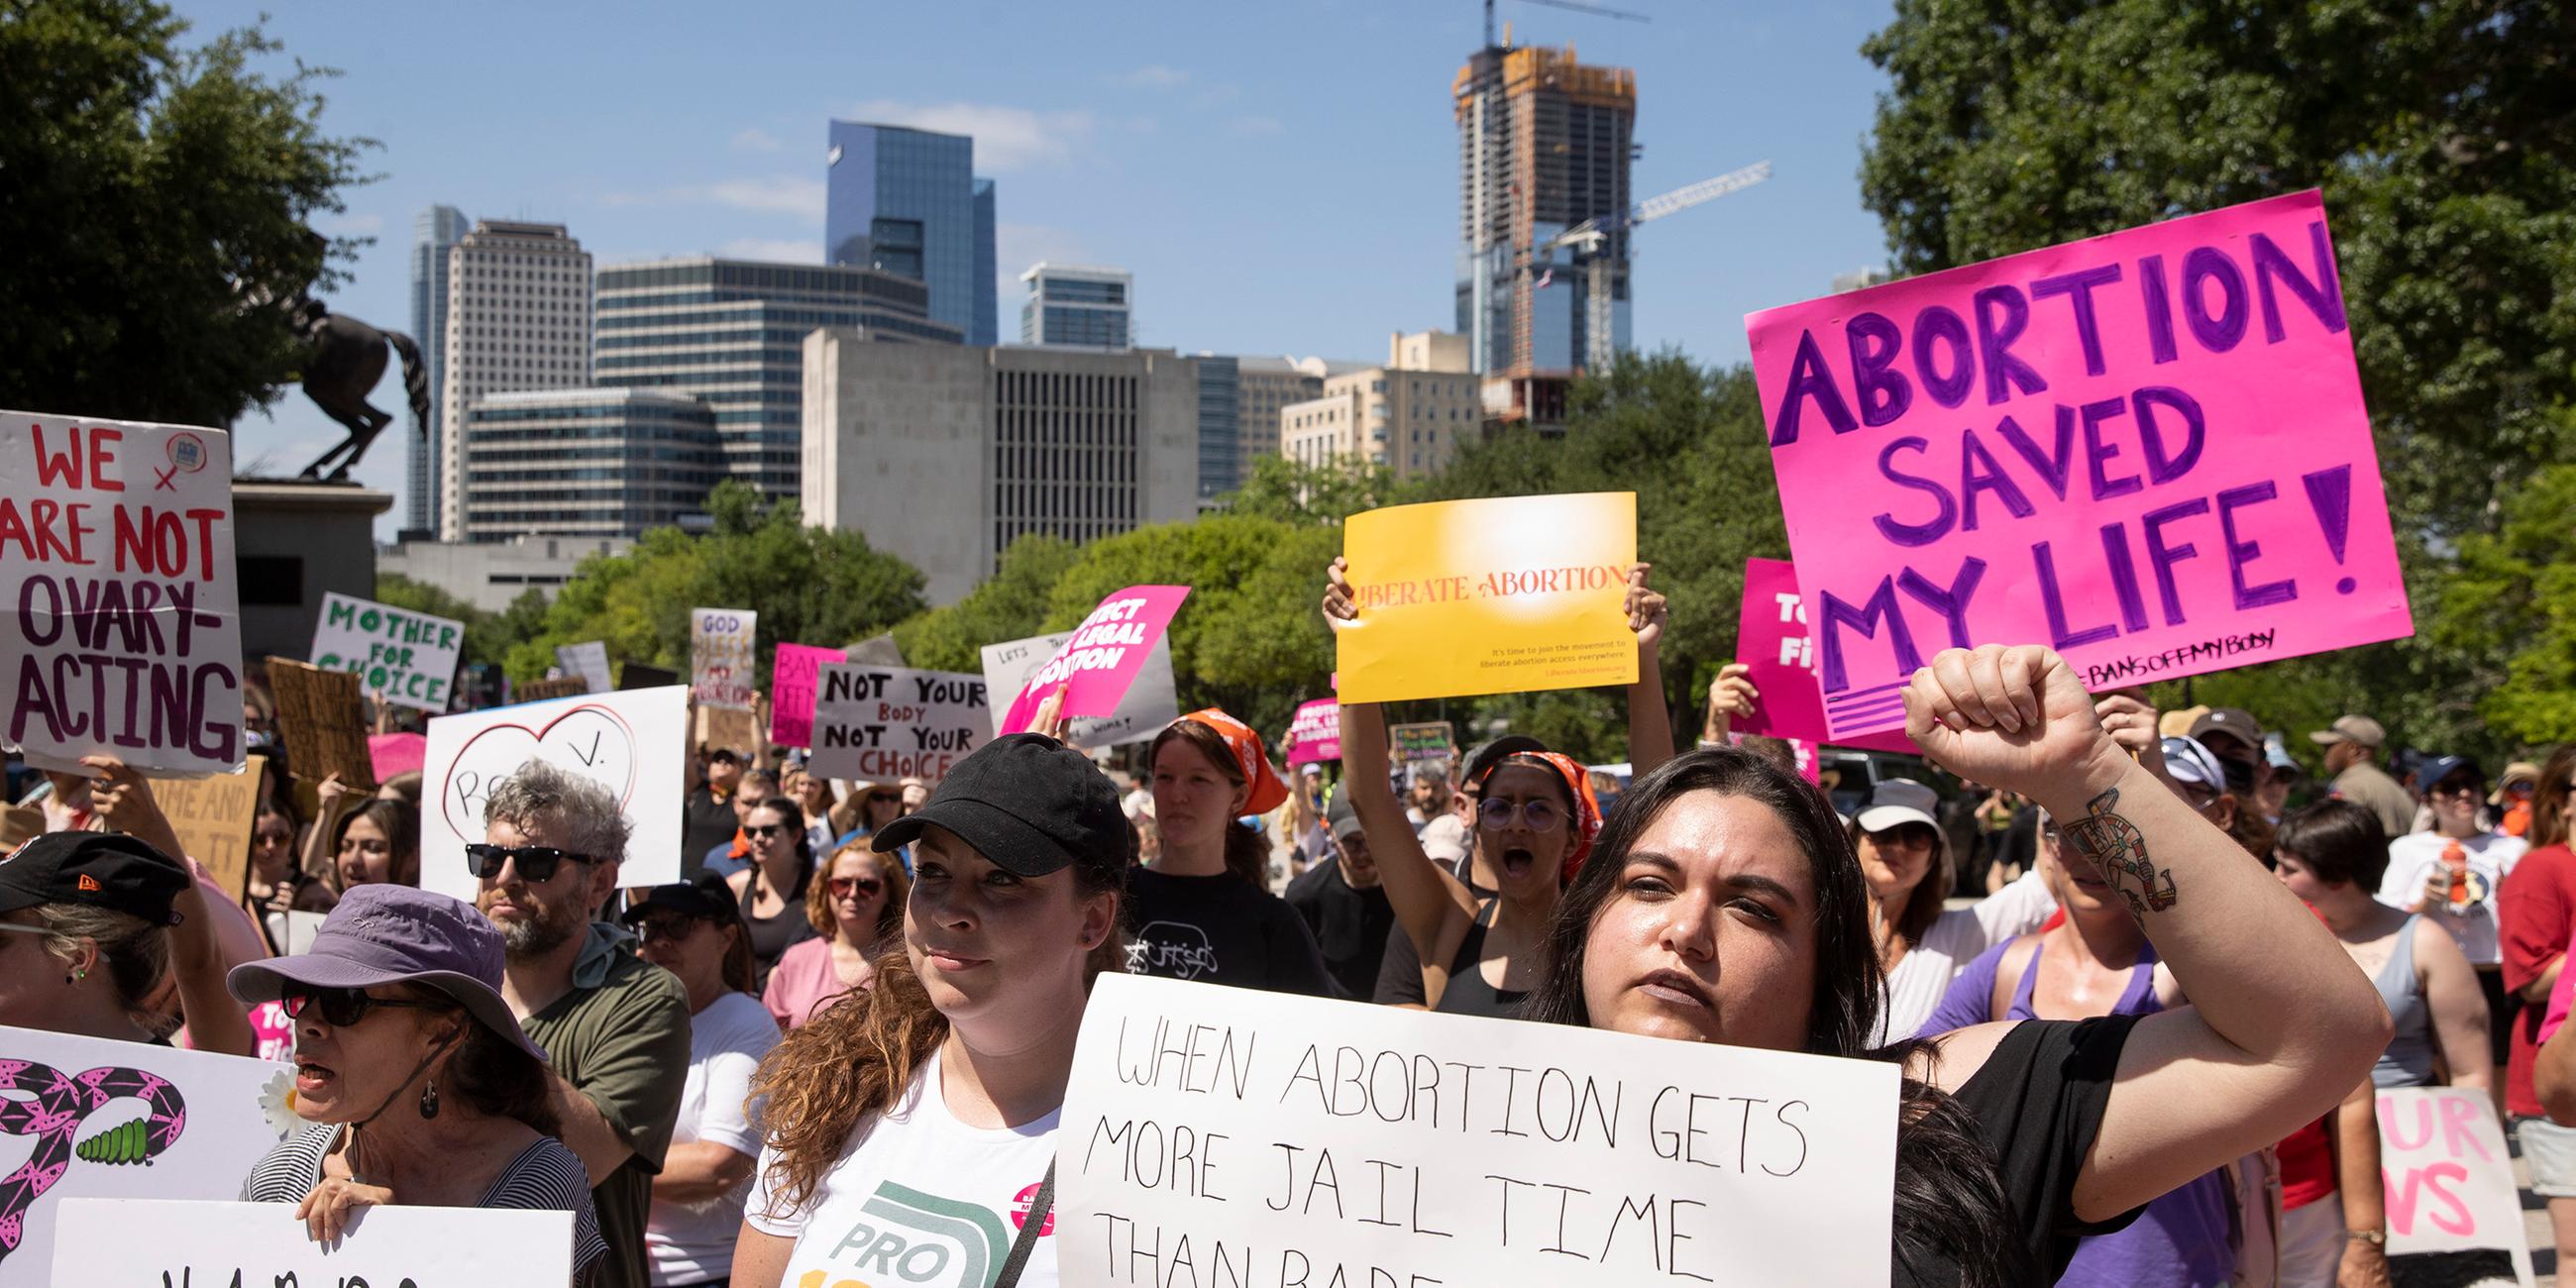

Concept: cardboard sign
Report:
left=418, top=686, right=689, bottom=903
left=513, top=675, right=590, bottom=703
left=0, top=1024, right=292, bottom=1285
left=1390, top=720, right=1456, bottom=764
left=698, top=704, right=762, bottom=759
left=806, top=664, right=989, bottom=785
left=308, top=590, right=463, bottom=713
left=1337, top=492, right=1638, bottom=703
left=148, top=753, right=267, bottom=898
left=55, top=1198, right=574, bottom=1286
left=2376, top=1087, right=2537, bottom=1284
left=995, top=586, right=1193, bottom=736
left=1731, top=559, right=1920, bottom=755
left=267, top=657, right=376, bottom=790
left=556, top=639, right=612, bottom=696
left=1749, top=190, right=2411, bottom=739
left=981, top=629, right=1179, bottom=751
left=1285, top=699, right=1342, bottom=765
left=1056, top=975, right=1899, bottom=1288
left=770, top=642, right=849, bottom=749
left=0, top=410, right=244, bottom=778
left=690, top=607, right=758, bottom=709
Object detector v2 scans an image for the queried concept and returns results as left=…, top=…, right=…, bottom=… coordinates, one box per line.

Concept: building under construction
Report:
left=1453, top=39, right=1636, bottom=427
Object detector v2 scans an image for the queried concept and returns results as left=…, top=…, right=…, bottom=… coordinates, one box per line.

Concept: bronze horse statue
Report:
left=288, top=296, right=431, bottom=483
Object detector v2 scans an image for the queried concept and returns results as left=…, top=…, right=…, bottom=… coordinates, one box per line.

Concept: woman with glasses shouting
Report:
left=1322, top=556, right=1675, bottom=1018
left=723, top=797, right=818, bottom=989
left=762, top=840, right=911, bottom=1028
left=619, top=876, right=783, bottom=1288
left=231, top=884, right=606, bottom=1283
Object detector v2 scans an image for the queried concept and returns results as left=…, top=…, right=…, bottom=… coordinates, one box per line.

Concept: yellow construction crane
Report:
left=1483, top=0, right=1649, bottom=49
left=1531, top=160, right=1774, bottom=372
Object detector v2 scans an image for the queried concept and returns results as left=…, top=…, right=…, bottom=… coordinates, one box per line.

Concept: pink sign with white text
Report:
left=1749, top=190, right=2411, bottom=739
left=998, top=586, right=1192, bottom=736
left=769, top=642, right=848, bottom=749
left=1285, top=699, right=1342, bottom=765
left=2375, top=1087, right=2535, bottom=1282
left=1732, top=559, right=1916, bottom=756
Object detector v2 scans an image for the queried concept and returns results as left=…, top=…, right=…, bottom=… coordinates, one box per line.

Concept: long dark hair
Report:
left=332, top=799, right=421, bottom=888
left=1150, top=720, right=1269, bottom=886
left=1521, top=746, right=2024, bottom=1285
left=750, top=796, right=815, bottom=898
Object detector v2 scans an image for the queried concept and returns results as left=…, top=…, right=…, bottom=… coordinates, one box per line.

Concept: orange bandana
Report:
left=1180, top=708, right=1290, bottom=814
left=1482, top=750, right=1603, bottom=881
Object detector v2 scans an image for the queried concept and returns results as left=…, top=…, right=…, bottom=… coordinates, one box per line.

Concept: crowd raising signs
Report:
left=1749, top=191, right=2413, bottom=740
left=0, top=410, right=244, bottom=777
left=309, top=590, right=464, bottom=713
left=1052, top=976, right=1899, bottom=1288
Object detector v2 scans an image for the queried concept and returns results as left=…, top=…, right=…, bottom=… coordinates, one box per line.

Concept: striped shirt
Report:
left=242, top=1122, right=608, bottom=1283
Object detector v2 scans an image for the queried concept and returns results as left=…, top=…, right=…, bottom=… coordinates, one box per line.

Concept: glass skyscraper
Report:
left=824, top=122, right=999, bottom=346
left=407, top=204, right=470, bottom=537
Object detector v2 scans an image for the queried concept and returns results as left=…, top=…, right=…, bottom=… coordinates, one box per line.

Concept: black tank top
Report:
left=739, top=865, right=815, bottom=986
left=1434, top=899, right=1528, bottom=1019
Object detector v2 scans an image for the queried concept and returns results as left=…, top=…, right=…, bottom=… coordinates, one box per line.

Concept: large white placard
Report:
left=0, top=410, right=244, bottom=777
left=420, top=686, right=689, bottom=902
left=1054, top=975, right=1899, bottom=1288
left=691, top=607, right=758, bottom=709
left=805, top=663, right=990, bottom=785
left=2379, top=1086, right=2537, bottom=1285
left=309, top=590, right=464, bottom=713
left=0, top=1024, right=292, bottom=1285
left=978, top=629, right=1177, bottom=751
left=55, top=1198, right=573, bottom=1286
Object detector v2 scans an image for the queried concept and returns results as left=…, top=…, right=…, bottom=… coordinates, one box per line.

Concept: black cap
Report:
left=870, top=733, right=1126, bottom=880
left=0, top=832, right=190, bottom=926
left=618, top=872, right=738, bottom=924
left=1460, top=735, right=1549, bottom=792
left=1326, top=786, right=1362, bottom=838
left=704, top=747, right=743, bottom=765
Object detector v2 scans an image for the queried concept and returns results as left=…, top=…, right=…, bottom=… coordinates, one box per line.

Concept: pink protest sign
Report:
left=369, top=732, right=427, bottom=781
left=998, top=586, right=1192, bottom=735
left=2375, top=1087, right=2534, bottom=1279
left=1749, top=190, right=2411, bottom=739
left=769, top=642, right=848, bottom=749
left=1285, top=699, right=1342, bottom=765
left=1733, top=558, right=1918, bottom=755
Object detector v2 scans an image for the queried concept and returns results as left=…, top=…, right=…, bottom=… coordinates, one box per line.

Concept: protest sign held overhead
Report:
left=1390, top=719, right=1456, bottom=764
left=419, top=685, right=689, bottom=902
left=1731, top=558, right=1917, bottom=755
left=769, top=641, right=848, bottom=749
left=995, top=585, right=1192, bottom=736
left=1749, top=190, right=2410, bottom=739
left=513, top=675, right=590, bottom=703
left=1337, top=492, right=1638, bottom=703
left=2377, top=1088, right=2538, bottom=1285
left=148, top=752, right=266, bottom=898
left=266, top=657, right=376, bottom=790
left=690, top=606, right=758, bottom=709
left=806, top=663, right=988, bottom=784
left=307, top=590, right=463, bottom=713
left=555, top=639, right=612, bottom=695
left=1285, top=698, right=1342, bottom=764
left=55, top=1199, right=576, bottom=1287
left=981, top=626, right=1179, bottom=751
left=369, top=731, right=425, bottom=781
left=1054, top=975, right=1899, bottom=1288
left=0, top=1025, right=291, bottom=1286
left=1, top=410, right=244, bottom=777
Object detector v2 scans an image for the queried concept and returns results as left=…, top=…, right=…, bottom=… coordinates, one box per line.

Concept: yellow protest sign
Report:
left=1337, top=491, right=1638, bottom=702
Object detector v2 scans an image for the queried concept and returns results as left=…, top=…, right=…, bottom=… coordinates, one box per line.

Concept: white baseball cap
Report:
left=1855, top=780, right=1941, bottom=833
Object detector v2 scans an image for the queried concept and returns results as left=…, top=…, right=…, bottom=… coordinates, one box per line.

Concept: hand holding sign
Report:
left=995, top=586, right=1191, bottom=736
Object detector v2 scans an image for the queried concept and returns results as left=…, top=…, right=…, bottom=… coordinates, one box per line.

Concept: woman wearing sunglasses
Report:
left=1324, top=557, right=1672, bottom=1018
left=723, top=796, right=817, bottom=989
left=618, top=876, right=783, bottom=1288
left=763, top=840, right=910, bottom=1028
left=230, top=884, right=606, bottom=1283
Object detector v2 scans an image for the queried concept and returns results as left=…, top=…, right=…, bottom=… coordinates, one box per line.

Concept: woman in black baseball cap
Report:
left=0, top=830, right=195, bottom=1042
left=735, top=732, right=1127, bottom=1288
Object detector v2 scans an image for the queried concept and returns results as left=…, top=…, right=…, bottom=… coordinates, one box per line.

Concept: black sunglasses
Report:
left=745, top=822, right=788, bottom=839
left=466, top=843, right=597, bottom=883
left=279, top=986, right=447, bottom=1027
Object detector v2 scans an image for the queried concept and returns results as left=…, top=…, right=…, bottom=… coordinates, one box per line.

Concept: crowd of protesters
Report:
left=7, top=559, right=2574, bottom=1288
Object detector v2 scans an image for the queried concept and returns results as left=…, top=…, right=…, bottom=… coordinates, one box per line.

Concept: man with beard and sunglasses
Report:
left=474, top=758, right=692, bottom=1288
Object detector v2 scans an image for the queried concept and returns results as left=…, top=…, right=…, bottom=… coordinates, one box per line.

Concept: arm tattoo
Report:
left=2060, top=787, right=2178, bottom=920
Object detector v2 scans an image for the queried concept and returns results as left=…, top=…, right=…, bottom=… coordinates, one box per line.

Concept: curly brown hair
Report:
left=805, top=842, right=909, bottom=946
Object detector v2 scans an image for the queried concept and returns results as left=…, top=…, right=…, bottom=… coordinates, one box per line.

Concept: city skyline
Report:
left=181, top=0, right=1898, bottom=537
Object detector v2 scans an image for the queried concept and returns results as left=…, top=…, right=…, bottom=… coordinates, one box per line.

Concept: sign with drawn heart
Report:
left=419, top=686, right=688, bottom=904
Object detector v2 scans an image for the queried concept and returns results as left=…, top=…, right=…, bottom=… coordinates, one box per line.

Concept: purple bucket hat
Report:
left=227, top=884, right=548, bottom=1062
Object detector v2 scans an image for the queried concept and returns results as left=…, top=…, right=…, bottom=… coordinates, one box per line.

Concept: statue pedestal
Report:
left=232, top=479, right=394, bottom=664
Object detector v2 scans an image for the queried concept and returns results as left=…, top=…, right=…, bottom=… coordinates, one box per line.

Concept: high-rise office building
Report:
left=1195, top=356, right=1239, bottom=505
left=439, top=220, right=592, bottom=541
left=1454, top=41, right=1635, bottom=421
left=1020, top=263, right=1132, bottom=348
left=592, top=257, right=961, bottom=500
left=406, top=204, right=469, bottom=537
left=456, top=388, right=722, bottom=542
left=802, top=337, right=1201, bottom=603
left=1280, top=331, right=1478, bottom=482
left=824, top=122, right=999, bottom=346
left=1235, top=357, right=1335, bottom=465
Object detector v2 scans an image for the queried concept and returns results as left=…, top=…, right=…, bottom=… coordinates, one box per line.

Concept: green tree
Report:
left=1220, top=454, right=1401, bottom=526
left=2, top=0, right=372, bottom=429
left=894, top=535, right=1081, bottom=673
left=2432, top=455, right=2576, bottom=747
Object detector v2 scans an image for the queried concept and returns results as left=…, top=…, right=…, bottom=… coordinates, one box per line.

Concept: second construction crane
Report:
left=1530, top=160, right=1773, bottom=375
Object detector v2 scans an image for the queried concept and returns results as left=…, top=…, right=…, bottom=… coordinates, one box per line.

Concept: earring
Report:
left=65, top=966, right=85, bottom=985
left=418, top=1078, right=440, bottom=1121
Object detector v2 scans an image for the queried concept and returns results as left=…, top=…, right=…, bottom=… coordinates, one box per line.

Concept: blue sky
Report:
left=181, top=0, right=1900, bottom=535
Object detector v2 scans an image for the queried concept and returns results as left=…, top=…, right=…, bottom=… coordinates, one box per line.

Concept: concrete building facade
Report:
left=378, top=534, right=632, bottom=613
left=457, top=388, right=721, bottom=542
left=406, top=204, right=469, bottom=538
left=824, top=122, right=999, bottom=346
left=438, top=220, right=592, bottom=541
left=802, top=337, right=1201, bottom=602
left=1020, top=263, right=1132, bottom=348
left=1234, top=357, right=1330, bottom=470
left=592, top=256, right=959, bottom=500
left=1280, top=331, right=1478, bottom=481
